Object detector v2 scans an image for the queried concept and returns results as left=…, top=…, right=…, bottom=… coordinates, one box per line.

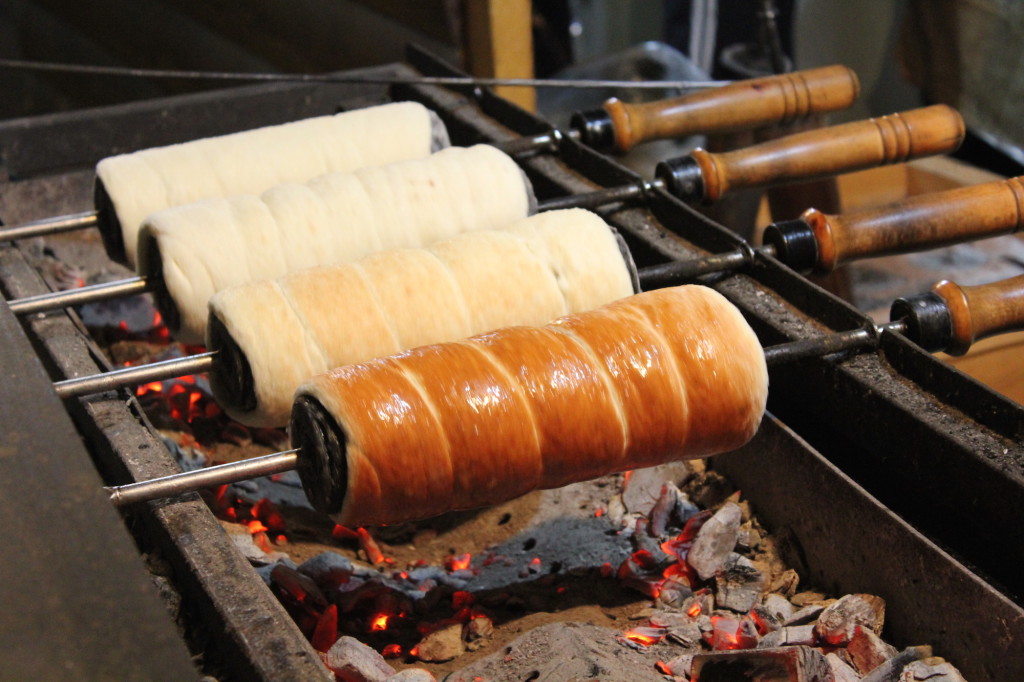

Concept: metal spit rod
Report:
left=53, top=351, right=217, bottom=400
left=101, top=321, right=907, bottom=508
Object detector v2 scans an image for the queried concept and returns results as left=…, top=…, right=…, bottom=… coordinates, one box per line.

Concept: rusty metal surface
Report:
left=0, top=298, right=198, bottom=681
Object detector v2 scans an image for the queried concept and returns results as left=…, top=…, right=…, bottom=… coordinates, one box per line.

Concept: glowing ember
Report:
left=331, top=524, right=359, bottom=540
left=594, top=507, right=604, bottom=517
left=310, top=605, right=338, bottom=652
left=245, top=519, right=269, bottom=534
left=530, top=557, right=541, bottom=567
left=357, top=527, right=386, bottom=565
left=707, top=614, right=759, bottom=650
left=445, top=553, right=472, bottom=572
left=621, top=626, right=665, bottom=647
left=451, top=591, right=474, bottom=610
left=655, top=660, right=672, bottom=675
left=252, top=498, right=286, bottom=533
left=137, top=381, right=163, bottom=397
left=381, top=643, right=402, bottom=658
left=687, top=602, right=702, bottom=618
left=370, top=614, right=389, bottom=632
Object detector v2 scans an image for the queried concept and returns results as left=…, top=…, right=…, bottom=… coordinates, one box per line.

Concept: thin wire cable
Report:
left=0, top=57, right=730, bottom=91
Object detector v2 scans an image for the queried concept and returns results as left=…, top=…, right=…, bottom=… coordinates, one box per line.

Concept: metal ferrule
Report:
left=889, top=292, right=953, bottom=353
left=761, top=219, right=819, bottom=273
left=568, top=109, right=615, bottom=151
left=654, top=156, right=703, bottom=202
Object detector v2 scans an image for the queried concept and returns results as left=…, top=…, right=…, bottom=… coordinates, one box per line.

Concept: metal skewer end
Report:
left=54, top=351, right=218, bottom=399
left=1, top=210, right=99, bottom=242
left=107, top=450, right=301, bottom=507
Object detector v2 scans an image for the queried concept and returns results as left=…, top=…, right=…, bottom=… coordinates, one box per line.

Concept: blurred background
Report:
left=1, top=0, right=1022, bottom=175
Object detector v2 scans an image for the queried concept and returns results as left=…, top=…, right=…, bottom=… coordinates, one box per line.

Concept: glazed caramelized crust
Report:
left=294, top=285, right=769, bottom=526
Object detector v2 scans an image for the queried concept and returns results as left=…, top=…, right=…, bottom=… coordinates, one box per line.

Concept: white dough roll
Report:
left=207, top=208, right=637, bottom=427
left=95, top=101, right=448, bottom=265
left=140, top=144, right=535, bottom=344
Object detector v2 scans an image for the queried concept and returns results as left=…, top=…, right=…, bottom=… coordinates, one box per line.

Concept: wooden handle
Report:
left=933, top=275, right=1024, bottom=355
left=805, top=176, right=1024, bottom=271
left=603, top=65, right=860, bottom=152
left=691, top=104, right=965, bottom=202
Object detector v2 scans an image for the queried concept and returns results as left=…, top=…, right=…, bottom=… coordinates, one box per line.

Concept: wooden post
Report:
left=462, top=0, right=536, bottom=111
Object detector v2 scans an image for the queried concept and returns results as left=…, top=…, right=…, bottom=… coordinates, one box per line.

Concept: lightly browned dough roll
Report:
left=290, top=285, right=769, bottom=527
left=96, top=101, right=447, bottom=266
left=208, top=208, right=638, bottom=427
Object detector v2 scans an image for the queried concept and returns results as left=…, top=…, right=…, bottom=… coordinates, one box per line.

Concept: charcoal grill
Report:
left=1, top=46, right=1023, bottom=680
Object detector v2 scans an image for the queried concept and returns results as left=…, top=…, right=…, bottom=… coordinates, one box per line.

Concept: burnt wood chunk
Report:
left=690, top=645, right=833, bottom=682
left=814, top=593, right=886, bottom=646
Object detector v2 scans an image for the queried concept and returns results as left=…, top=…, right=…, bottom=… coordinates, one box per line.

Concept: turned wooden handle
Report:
left=603, top=64, right=860, bottom=152
left=805, top=176, right=1024, bottom=271
left=933, top=275, right=1024, bottom=355
left=691, top=104, right=965, bottom=202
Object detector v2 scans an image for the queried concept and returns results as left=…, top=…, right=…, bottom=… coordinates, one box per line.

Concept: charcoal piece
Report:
left=270, top=564, right=328, bottom=608
left=464, top=615, right=494, bottom=652
left=715, top=555, right=766, bottom=613
left=762, top=593, right=796, bottom=623
left=298, top=552, right=355, bottom=589
left=790, top=591, right=829, bottom=607
left=770, top=568, right=801, bottom=597
left=901, top=657, right=968, bottom=681
left=253, top=557, right=298, bottom=584
left=815, top=594, right=886, bottom=645
left=736, top=524, right=762, bottom=552
left=633, top=532, right=671, bottom=564
left=416, top=623, right=465, bottom=663
left=326, top=636, right=397, bottom=682
left=675, top=490, right=702, bottom=523
left=785, top=603, right=826, bottom=626
left=687, top=502, right=742, bottom=580
left=750, top=603, right=782, bottom=633
left=622, top=462, right=694, bottom=516
left=649, top=481, right=682, bottom=536
left=657, top=575, right=694, bottom=608
left=386, top=670, right=436, bottom=681
left=706, top=614, right=759, bottom=649
left=826, top=652, right=862, bottom=682
left=448, top=622, right=669, bottom=682
left=757, top=624, right=817, bottom=648
left=687, top=470, right=735, bottom=509
left=649, top=609, right=702, bottom=646
left=860, top=646, right=933, bottom=682
left=691, top=645, right=832, bottom=682
left=661, top=653, right=695, bottom=677
left=848, top=625, right=898, bottom=674
left=219, top=520, right=274, bottom=562
left=665, top=620, right=702, bottom=647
